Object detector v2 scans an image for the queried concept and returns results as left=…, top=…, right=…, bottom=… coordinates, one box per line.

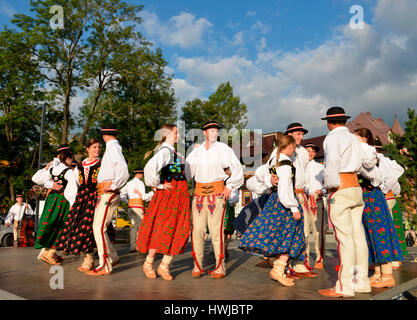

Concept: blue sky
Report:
left=1, top=0, right=416, bottom=137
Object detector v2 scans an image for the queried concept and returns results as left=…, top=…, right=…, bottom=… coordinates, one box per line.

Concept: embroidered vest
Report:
left=159, top=147, right=186, bottom=184
left=49, top=167, right=71, bottom=194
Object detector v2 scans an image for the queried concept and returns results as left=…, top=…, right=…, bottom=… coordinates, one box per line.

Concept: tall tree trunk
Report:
left=61, top=86, right=71, bottom=144
left=9, top=177, right=15, bottom=203
left=79, top=87, right=103, bottom=147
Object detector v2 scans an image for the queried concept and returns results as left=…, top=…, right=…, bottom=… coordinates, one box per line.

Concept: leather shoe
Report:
left=287, top=272, right=302, bottom=279
left=318, top=287, right=354, bottom=298
left=293, top=271, right=318, bottom=278
left=192, top=270, right=203, bottom=278
left=371, top=276, right=395, bottom=288
left=210, top=272, right=225, bottom=279
left=85, top=268, right=111, bottom=276
left=314, top=262, right=324, bottom=269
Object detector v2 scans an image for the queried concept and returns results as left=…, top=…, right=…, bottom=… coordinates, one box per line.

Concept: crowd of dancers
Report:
left=5, top=106, right=408, bottom=298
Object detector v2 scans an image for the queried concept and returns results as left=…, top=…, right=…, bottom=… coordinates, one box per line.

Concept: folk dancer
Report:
left=376, top=151, right=407, bottom=267
left=121, top=168, right=154, bottom=253
left=86, top=124, right=129, bottom=276
left=137, top=124, right=191, bottom=280
left=32, top=145, right=77, bottom=265
left=353, top=128, right=403, bottom=288
left=304, top=143, right=327, bottom=270
left=239, top=135, right=305, bottom=287
left=285, top=123, right=317, bottom=278
left=185, top=121, right=244, bottom=279
left=318, top=106, right=371, bottom=298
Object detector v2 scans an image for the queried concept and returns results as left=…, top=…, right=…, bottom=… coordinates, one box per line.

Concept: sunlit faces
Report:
left=16, top=196, right=23, bottom=204
left=288, top=131, right=304, bottom=146
left=165, top=126, right=178, bottom=144
left=306, top=147, right=317, bottom=161
left=87, top=142, right=101, bottom=159
left=135, top=173, right=144, bottom=180
left=204, top=128, right=219, bottom=144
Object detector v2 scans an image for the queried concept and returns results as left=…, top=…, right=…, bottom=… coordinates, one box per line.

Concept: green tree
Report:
left=384, top=108, right=417, bottom=228
left=180, top=82, right=248, bottom=132
left=0, top=28, right=47, bottom=203
left=13, top=0, right=144, bottom=145
left=78, top=47, right=177, bottom=171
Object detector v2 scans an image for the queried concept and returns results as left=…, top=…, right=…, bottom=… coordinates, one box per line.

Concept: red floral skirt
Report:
left=136, top=180, right=191, bottom=255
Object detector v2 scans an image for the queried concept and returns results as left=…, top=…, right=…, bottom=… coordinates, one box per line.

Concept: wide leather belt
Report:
left=295, top=188, right=305, bottom=194
left=97, top=182, right=116, bottom=196
left=128, top=198, right=144, bottom=207
left=328, top=172, right=359, bottom=193
left=195, top=181, right=224, bottom=196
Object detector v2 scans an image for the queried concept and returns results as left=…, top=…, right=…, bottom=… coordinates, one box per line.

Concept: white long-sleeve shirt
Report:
left=277, top=154, right=299, bottom=213
left=255, top=148, right=278, bottom=189
left=5, top=203, right=34, bottom=225
left=120, top=177, right=154, bottom=202
left=97, top=139, right=129, bottom=191
left=32, top=162, right=78, bottom=207
left=292, top=145, right=310, bottom=190
left=323, top=126, right=364, bottom=189
left=377, top=153, right=404, bottom=195
left=306, top=160, right=325, bottom=196
left=246, top=175, right=270, bottom=196
left=144, top=142, right=179, bottom=189
left=185, top=141, right=244, bottom=191
left=358, top=143, right=383, bottom=187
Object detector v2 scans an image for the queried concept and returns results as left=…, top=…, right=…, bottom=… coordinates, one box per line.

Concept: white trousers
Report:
left=305, top=195, right=326, bottom=264
left=328, top=187, right=370, bottom=296
left=93, top=193, right=120, bottom=272
left=128, top=207, right=143, bottom=251
left=191, top=196, right=226, bottom=274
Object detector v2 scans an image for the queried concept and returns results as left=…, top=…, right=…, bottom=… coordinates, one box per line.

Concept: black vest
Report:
left=159, top=147, right=186, bottom=184
left=49, top=167, right=71, bottom=194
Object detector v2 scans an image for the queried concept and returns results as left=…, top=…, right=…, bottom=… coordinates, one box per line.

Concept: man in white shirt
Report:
left=5, top=194, right=34, bottom=246
left=120, top=168, right=154, bottom=252
left=86, top=124, right=129, bottom=276
left=318, top=106, right=371, bottom=298
left=304, top=143, right=327, bottom=270
left=185, top=121, right=244, bottom=279
left=285, top=123, right=318, bottom=278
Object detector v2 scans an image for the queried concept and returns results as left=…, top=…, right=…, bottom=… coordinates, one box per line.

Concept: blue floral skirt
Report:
left=238, top=192, right=305, bottom=260
left=233, top=193, right=271, bottom=237
left=362, top=187, right=404, bottom=264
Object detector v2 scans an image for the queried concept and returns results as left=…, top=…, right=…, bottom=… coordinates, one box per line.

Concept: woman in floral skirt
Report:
left=239, top=135, right=305, bottom=287
left=54, top=138, right=102, bottom=272
left=354, top=128, right=403, bottom=288
left=137, top=124, right=191, bottom=280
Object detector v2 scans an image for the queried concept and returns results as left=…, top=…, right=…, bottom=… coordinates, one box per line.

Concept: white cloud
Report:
left=141, top=11, right=212, bottom=49
left=246, top=11, right=256, bottom=17
left=172, top=0, right=417, bottom=136
left=0, top=0, right=16, bottom=17
left=233, top=31, right=244, bottom=46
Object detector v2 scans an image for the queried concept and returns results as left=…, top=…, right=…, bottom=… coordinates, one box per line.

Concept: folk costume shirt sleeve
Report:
left=256, top=148, right=277, bottom=188
left=323, top=127, right=364, bottom=190
left=5, top=204, right=18, bottom=225
left=224, top=143, right=244, bottom=191
left=144, top=143, right=173, bottom=189
left=97, top=140, right=129, bottom=191
left=137, top=179, right=154, bottom=202
left=277, top=154, right=299, bottom=213
left=32, top=168, right=54, bottom=189
left=293, top=146, right=309, bottom=190
left=63, top=166, right=78, bottom=207
left=377, top=153, right=397, bottom=194
left=120, top=184, right=129, bottom=202
left=228, top=189, right=240, bottom=205
left=358, top=144, right=383, bottom=187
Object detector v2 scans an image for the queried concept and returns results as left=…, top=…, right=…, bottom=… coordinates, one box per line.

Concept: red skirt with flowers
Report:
left=137, top=180, right=191, bottom=255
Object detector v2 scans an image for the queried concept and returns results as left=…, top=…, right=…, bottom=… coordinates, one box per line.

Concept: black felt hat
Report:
left=284, top=122, right=309, bottom=135
left=321, top=106, right=351, bottom=121
left=15, top=193, right=24, bottom=199
left=202, top=121, right=222, bottom=131
left=304, top=143, right=320, bottom=152
left=101, top=123, right=118, bottom=135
